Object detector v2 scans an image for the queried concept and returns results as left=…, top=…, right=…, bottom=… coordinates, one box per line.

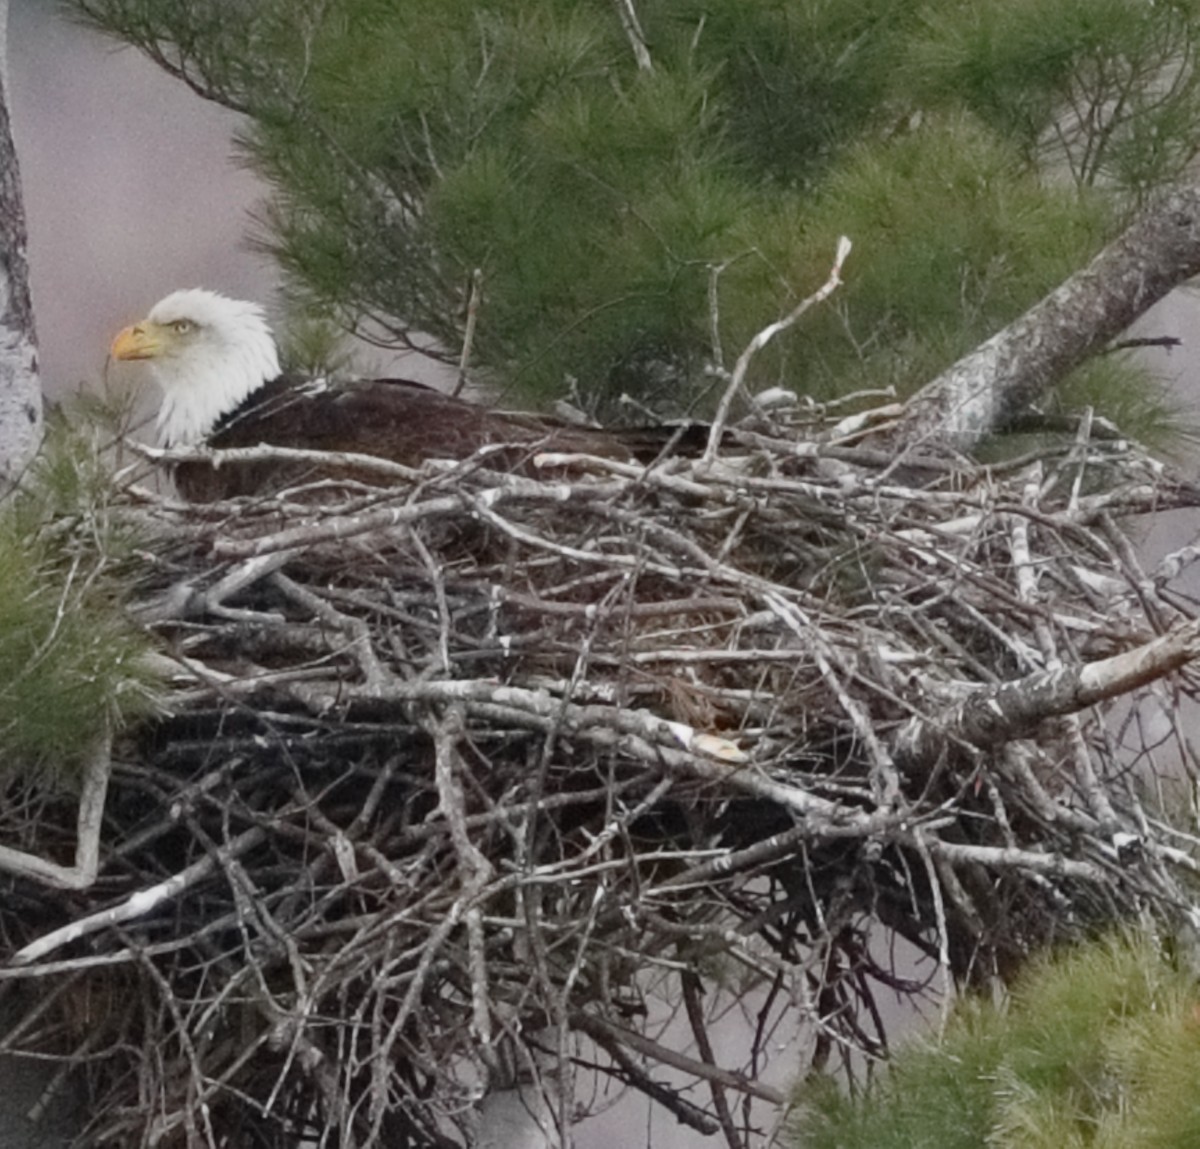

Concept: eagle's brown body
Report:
left=173, top=374, right=705, bottom=501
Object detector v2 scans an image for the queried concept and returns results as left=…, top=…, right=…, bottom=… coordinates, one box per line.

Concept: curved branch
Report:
left=0, top=732, right=111, bottom=891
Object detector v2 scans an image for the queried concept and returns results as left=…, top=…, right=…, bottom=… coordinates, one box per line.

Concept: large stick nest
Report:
left=4, top=395, right=1200, bottom=1148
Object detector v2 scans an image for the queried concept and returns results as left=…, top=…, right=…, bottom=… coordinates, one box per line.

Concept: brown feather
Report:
left=173, top=376, right=704, bottom=501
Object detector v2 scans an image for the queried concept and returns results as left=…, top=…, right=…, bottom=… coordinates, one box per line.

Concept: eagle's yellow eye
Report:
left=171, top=320, right=193, bottom=335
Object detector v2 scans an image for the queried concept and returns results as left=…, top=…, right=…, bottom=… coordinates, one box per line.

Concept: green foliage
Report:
left=276, top=313, right=358, bottom=379
left=74, top=0, right=1189, bottom=427
left=1054, top=355, right=1200, bottom=455
left=775, top=116, right=1112, bottom=401
left=645, top=0, right=921, bottom=189
left=0, top=415, right=154, bottom=781
left=907, top=0, right=1200, bottom=197
left=791, top=932, right=1200, bottom=1149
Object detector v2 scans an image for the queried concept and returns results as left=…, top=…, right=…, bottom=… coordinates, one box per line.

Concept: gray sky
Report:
left=9, top=0, right=276, bottom=397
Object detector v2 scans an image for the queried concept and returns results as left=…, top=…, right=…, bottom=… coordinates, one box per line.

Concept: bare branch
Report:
left=611, top=0, right=653, bottom=72
left=897, top=620, right=1200, bottom=771
left=704, top=237, right=851, bottom=462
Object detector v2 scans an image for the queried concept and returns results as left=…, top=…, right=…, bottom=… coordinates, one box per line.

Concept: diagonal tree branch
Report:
left=898, top=184, right=1200, bottom=451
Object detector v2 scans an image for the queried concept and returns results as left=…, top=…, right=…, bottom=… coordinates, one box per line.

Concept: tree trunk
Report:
left=898, top=185, right=1200, bottom=451
left=0, top=0, right=42, bottom=487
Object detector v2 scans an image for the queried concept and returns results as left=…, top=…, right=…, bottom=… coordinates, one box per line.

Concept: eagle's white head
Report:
left=110, top=288, right=281, bottom=446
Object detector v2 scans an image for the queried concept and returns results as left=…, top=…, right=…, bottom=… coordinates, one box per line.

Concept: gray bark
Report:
left=896, top=620, right=1200, bottom=776
left=0, top=0, right=42, bottom=487
left=899, top=184, right=1200, bottom=451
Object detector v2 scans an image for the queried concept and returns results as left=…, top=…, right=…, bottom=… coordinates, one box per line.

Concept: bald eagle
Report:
left=111, top=289, right=687, bottom=501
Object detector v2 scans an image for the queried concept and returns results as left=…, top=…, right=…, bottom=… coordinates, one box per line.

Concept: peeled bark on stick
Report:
left=0, top=0, right=41, bottom=487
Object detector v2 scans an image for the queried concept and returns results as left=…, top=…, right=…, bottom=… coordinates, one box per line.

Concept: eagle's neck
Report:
left=155, top=336, right=281, bottom=446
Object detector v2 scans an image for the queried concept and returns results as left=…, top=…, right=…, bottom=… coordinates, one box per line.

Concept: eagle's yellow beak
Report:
left=110, top=322, right=165, bottom=361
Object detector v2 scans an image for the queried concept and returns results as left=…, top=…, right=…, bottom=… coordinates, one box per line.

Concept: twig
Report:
left=611, top=0, right=653, bottom=71
left=682, top=969, right=743, bottom=1149
left=453, top=268, right=483, bottom=398
left=571, top=1011, right=787, bottom=1106
left=704, top=236, right=851, bottom=462
left=9, top=828, right=266, bottom=965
